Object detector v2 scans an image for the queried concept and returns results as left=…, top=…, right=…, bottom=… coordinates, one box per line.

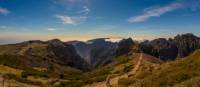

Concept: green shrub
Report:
left=55, top=80, right=84, bottom=87
left=114, top=55, right=130, bottom=65
left=3, top=73, right=42, bottom=86
left=21, top=68, right=49, bottom=78
left=123, top=64, right=133, bottom=73
left=0, top=54, right=24, bottom=69
left=83, top=68, right=111, bottom=83
left=90, top=75, right=107, bottom=82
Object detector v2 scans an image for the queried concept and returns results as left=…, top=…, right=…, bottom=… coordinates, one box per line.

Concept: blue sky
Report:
left=0, top=0, right=200, bottom=44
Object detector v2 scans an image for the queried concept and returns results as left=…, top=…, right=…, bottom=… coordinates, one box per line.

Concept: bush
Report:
left=3, top=73, right=42, bottom=86
left=55, top=80, right=84, bottom=87
left=0, top=55, right=24, bottom=69
left=21, top=68, right=49, bottom=78
left=123, top=64, right=133, bottom=73
left=84, top=68, right=111, bottom=83
left=62, top=68, right=112, bottom=84
left=114, top=55, right=130, bottom=65
left=90, top=75, right=107, bottom=82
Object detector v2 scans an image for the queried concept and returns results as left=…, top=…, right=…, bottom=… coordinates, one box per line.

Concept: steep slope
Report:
left=0, top=39, right=90, bottom=73
left=125, top=49, right=200, bottom=87
left=174, top=33, right=200, bottom=57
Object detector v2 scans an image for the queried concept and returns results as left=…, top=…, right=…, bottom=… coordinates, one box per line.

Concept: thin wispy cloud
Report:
left=55, top=15, right=76, bottom=25
left=0, top=7, right=10, bottom=16
left=77, top=6, right=90, bottom=15
left=53, top=0, right=90, bottom=25
left=128, top=2, right=183, bottom=23
left=0, top=26, right=7, bottom=29
left=55, top=15, right=88, bottom=25
left=47, top=28, right=57, bottom=31
left=128, top=0, right=200, bottom=23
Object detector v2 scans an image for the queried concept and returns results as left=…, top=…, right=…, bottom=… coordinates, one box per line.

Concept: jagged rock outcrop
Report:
left=139, top=33, right=200, bottom=60
left=115, top=38, right=135, bottom=56
left=174, top=33, right=200, bottom=57
left=139, top=38, right=178, bottom=60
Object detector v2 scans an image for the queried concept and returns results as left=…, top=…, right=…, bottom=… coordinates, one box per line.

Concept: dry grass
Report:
left=0, top=65, right=22, bottom=76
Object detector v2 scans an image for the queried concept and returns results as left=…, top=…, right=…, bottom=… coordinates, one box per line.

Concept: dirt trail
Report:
left=128, top=53, right=143, bottom=75
left=108, top=53, right=143, bottom=87
left=88, top=53, right=143, bottom=87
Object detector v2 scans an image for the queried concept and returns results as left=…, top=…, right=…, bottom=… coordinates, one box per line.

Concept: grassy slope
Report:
left=129, top=49, right=200, bottom=87
left=86, top=53, right=162, bottom=87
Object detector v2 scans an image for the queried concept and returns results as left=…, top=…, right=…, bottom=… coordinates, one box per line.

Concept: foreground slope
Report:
left=87, top=49, right=200, bottom=87
left=0, top=39, right=91, bottom=87
left=0, top=39, right=88, bottom=73
left=125, top=49, right=200, bottom=87
left=86, top=52, right=162, bottom=87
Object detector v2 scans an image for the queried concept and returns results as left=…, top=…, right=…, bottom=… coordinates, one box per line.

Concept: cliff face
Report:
left=139, top=33, right=200, bottom=60
left=0, top=39, right=90, bottom=71
left=115, top=38, right=135, bottom=56
left=139, top=38, right=178, bottom=60
left=174, top=33, right=200, bottom=58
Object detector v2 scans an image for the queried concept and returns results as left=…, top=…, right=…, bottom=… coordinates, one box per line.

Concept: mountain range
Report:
left=0, top=33, right=200, bottom=87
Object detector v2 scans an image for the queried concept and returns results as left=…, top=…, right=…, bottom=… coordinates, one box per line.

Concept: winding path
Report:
left=105, top=53, right=143, bottom=87
left=128, top=53, right=143, bottom=76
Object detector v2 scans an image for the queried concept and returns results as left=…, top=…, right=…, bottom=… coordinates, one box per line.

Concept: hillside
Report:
left=0, top=39, right=90, bottom=70
left=119, top=49, right=200, bottom=87
left=86, top=52, right=162, bottom=87
left=0, top=39, right=90, bottom=87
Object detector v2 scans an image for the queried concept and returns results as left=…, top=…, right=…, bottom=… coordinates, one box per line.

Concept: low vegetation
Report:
left=21, top=68, right=49, bottom=78
left=0, top=54, right=24, bottom=69
left=118, top=77, right=138, bottom=87
left=118, top=50, right=200, bottom=87
left=3, top=73, right=42, bottom=86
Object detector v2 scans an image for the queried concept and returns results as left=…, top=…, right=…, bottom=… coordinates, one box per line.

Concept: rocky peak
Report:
left=139, top=33, right=200, bottom=61
left=116, top=38, right=135, bottom=56
left=174, top=33, right=200, bottom=57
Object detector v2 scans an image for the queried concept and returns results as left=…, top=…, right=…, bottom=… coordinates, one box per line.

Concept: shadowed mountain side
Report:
left=67, top=38, right=118, bottom=68
left=0, top=39, right=91, bottom=73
